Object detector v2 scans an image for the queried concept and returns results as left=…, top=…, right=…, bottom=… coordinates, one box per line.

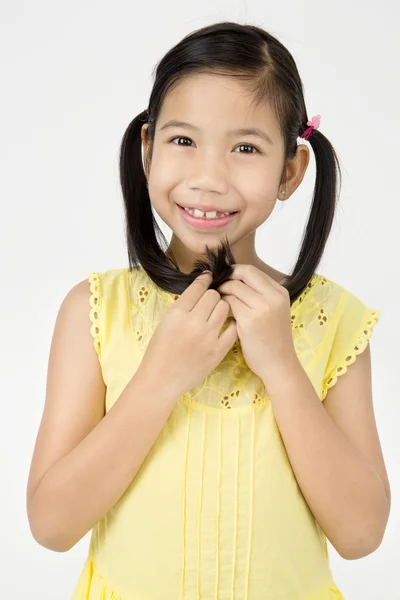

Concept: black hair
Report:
left=119, top=21, right=342, bottom=303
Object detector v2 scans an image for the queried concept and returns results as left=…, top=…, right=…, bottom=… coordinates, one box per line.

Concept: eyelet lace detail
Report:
left=322, top=309, right=381, bottom=400
left=88, top=272, right=101, bottom=360
left=129, top=267, right=381, bottom=411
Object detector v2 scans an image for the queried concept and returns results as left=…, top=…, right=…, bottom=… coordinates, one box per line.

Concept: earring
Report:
left=280, top=187, right=286, bottom=198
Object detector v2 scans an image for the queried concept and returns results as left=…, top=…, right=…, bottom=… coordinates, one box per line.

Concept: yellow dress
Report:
left=70, top=266, right=381, bottom=600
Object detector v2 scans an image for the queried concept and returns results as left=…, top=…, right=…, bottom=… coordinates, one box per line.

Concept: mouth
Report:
left=177, top=204, right=239, bottom=230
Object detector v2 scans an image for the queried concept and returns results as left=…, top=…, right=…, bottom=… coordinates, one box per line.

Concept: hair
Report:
left=119, top=21, right=342, bottom=304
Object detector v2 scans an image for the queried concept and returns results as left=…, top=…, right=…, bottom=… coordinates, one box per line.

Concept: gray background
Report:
left=1, top=0, right=398, bottom=598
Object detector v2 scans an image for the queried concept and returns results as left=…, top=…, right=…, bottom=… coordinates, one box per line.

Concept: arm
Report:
left=26, top=280, right=179, bottom=553
left=262, top=344, right=391, bottom=560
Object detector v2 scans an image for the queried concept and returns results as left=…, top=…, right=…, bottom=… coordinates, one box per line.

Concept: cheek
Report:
left=148, top=160, right=179, bottom=207
left=234, top=169, right=280, bottom=203
left=242, top=190, right=278, bottom=222
left=149, top=145, right=181, bottom=187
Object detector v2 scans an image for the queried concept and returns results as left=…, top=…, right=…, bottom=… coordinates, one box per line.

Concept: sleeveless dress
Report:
left=70, top=266, right=381, bottom=600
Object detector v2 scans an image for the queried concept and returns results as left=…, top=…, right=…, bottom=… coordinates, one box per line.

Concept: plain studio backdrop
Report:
left=1, top=1, right=398, bottom=598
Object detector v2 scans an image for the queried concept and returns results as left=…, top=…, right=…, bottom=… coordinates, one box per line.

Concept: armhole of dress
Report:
left=88, top=272, right=102, bottom=362
left=321, top=308, right=381, bottom=401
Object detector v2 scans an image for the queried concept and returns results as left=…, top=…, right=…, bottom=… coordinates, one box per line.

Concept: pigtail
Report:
left=286, top=126, right=342, bottom=304
left=119, top=110, right=169, bottom=276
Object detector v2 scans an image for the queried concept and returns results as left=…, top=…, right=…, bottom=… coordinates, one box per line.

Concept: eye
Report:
left=170, top=136, right=193, bottom=146
left=233, top=144, right=259, bottom=155
left=169, top=136, right=260, bottom=154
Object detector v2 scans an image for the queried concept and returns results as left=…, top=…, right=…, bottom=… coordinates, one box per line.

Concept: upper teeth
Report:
left=183, top=207, right=232, bottom=219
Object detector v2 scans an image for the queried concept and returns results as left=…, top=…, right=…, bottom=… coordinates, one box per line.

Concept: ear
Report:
left=281, top=144, right=310, bottom=199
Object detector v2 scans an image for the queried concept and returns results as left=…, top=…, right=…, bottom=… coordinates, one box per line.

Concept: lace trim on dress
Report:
left=88, top=271, right=101, bottom=360
left=322, top=308, right=381, bottom=401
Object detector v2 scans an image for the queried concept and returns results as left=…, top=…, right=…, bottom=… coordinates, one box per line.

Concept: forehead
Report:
left=158, top=73, right=280, bottom=136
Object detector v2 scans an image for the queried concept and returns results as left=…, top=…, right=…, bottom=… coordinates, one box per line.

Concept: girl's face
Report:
left=141, top=73, right=308, bottom=274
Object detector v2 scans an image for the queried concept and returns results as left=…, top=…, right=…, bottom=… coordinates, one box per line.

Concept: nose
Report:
left=187, top=152, right=229, bottom=194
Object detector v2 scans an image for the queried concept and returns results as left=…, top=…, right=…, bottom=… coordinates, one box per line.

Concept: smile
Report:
left=177, top=204, right=238, bottom=230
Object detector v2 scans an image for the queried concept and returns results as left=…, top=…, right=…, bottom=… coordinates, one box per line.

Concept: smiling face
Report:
left=141, top=72, right=309, bottom=275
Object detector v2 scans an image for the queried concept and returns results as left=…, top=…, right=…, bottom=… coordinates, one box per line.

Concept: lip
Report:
left=177, top=204, right=238, bottom=230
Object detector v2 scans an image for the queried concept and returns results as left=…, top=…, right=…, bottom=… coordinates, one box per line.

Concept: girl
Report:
left=26, top=21, right=391, bottom=600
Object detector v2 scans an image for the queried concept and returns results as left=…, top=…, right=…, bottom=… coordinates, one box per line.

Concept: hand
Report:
left=216, top=264, right=297, bottom=382
left=138, top=272, right=238, bottom=398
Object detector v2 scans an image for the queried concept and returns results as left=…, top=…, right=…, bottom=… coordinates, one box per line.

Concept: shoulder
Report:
left=86, top=267, right=140, bottom=293
left=66, top=268, right=132, bottom=306
left=303, top=272, right=375, bottom=316
left=293, top=272, right=343, bottom=323
left=68, top=268, right=133, bottom=326
left=313, top=272, right=343, bottom=303
left=50, top=275, right=105, bottom=366
left=313, top=273, right=381, bottom=323
left=312, top=273, right=381, bottom=383
left=88, top=267, right=131, bottom=282
left=294, top=273, right=381, bottom=355
left=85, top=266, right=143, bottom=315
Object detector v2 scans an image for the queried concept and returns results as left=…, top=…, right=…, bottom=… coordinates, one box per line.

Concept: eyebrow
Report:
left=158, top=119, right=274, bottom=146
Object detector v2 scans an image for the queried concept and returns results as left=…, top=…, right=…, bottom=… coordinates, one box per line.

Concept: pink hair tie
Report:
left=300, top=114, right=321, bottom=140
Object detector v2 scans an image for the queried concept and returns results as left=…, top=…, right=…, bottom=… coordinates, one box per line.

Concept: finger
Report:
left=217, top=317, right=238, bottom=348
left=207, top=296, right=231, bottom=327
left=219, top=280, right=262, bottom=309
left=229, top=264, right=283, bottom=294
left=177, top=271, right=213, bottom=312
left=195, top=284, right=224, bottom=320
left=221, top=294, right=248, bottom=320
